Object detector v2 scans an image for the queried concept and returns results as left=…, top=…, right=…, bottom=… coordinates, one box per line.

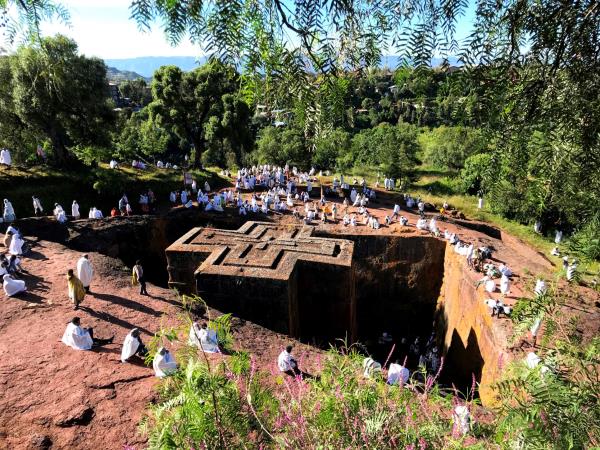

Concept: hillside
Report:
left=106, top=66, right=149, bottom=83
left=104, top=56, right=207, bottom=78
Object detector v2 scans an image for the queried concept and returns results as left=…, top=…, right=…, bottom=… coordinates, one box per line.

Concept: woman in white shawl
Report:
left=3, top=274, right=26, bottom=296
left=3, top=199, right=15, bottom=222
left=120, top=328, right=148, bottom=363
left=189, top=321, right=220, bottom=353
left=153, top=347, right=178, bottom=377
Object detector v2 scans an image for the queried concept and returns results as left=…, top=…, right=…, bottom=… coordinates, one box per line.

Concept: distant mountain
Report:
left=104, top=56, right=207, bottom=78
left=104, top=55, right=461, bottom=79
left=106, top=66, right=149, bottom=83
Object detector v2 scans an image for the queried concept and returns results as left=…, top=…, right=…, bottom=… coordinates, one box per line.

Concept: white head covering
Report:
left=121, top=328, right=141, bottom=362
left=153, top=347, right=177, bottom=377
left=61, top=321, right=93, bottom=350
left=3, top=274, right=26, bottom=296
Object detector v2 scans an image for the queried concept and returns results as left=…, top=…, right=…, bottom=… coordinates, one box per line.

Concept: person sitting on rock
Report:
left=189, top=321, right=220, bottom=353
left=61, top=317, right=113, bottom=350
left=153, top=347, right=178, bottom=377
left=120, top=328, right=148, bottom=363
left=3, top=273, right=26, bottom=297
left=387, top=360, right=410, bottom=386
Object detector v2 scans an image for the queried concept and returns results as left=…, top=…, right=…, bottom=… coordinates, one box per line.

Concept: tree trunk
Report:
left=192, top=135, right=204, bottom=169
left=48, top=128, right=75, bottom=167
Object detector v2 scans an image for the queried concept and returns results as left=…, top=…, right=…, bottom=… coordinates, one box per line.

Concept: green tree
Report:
left=348, top=123, right=419, bottom=179
left=119, top=78, right=151, bottom=107
left=422, top=126, right=486, bottom=170
left=10, top=35, right=114, bottom=166
left=148, top=60, right=252, bottom=168
left=313, top=128, right=351, bottom=170
left=252, top=127, right=307, bottom=167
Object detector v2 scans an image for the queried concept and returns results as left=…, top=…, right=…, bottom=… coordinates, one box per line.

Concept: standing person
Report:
left=132, top=260, right=148, bottom=296
left=67, top=269, right=86, bottom=310
left=3, top=199, right=16, bottom=222
left=76, top=254, right=94, bottom=293
left=32, top=196, right=43, bottom=216
left=72, top=200, right=80, bottom=219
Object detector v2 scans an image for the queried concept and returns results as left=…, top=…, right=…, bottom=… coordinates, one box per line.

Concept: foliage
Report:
left=421, top=126, right=486, bottom=170
left=0, top=0, right=70, bottom=44
left=252, top=126, right=307, bottom=168
left=344, top=123, right=419, bottom=180
left=7, top=35, right=114, bottom=165
left=495, top=281, right=600, bottom=449
left=148, top=60, right=253, bottom=168
left=312, top=128, right=351, bottom=170
left=568, top=214, right=600, bottom=262
left=116, top=109, right=174, bottom=161
left=458, top=153, right=493, bottom=196
left=118, top=78, right=152, bottom=107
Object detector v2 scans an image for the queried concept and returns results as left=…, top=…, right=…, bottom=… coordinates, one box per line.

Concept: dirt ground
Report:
left=0, top=183, right=598, bottom=449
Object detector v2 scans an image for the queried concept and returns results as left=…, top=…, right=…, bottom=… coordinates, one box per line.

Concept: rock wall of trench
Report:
left=436, top=246, right=507, bottom=405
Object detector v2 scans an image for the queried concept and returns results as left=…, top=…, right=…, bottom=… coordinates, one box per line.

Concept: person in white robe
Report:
left=32, top=196, right=43, bottom=216
left=169, top=191, right=177, bottom=203
left=189, top=321, right=220, bottom=353
left=54, top=204, right=67, bottom=223
left=277, top=345, right=302, bottom=377
left=534, top=220, right=542, bottom=233
left=120, top=328, right=148, bottom=363
left=61, top=317, right=113, bottom=350
left=71, top=201, right=80, bottom=219
left=0, top=148, right=11, bottom=166
left=181, top=190, right=188, bottom=204
left=554, top=230, right=563, bottom=244
left=387, top=361, right=410, bottom=386
left=566, top=260, right=578, bottom=282
left=93, top=208, right=103, bottom=219
left=477, top=197, right=483, bottom=209
left=109, top=159, right=118, bottom=169
left=76, top=254, right=94, bottom=293
left=363, top=357, right=382, bottom=378
left=416, top=218, right=428, bottom=230
left=500, top=274, right=511, bottom=295
left=88, top=208, right=95, bottom=219
left=534, top=279, right=547, bottom=297
left=550, top=246, right=560, bottom=256
left=530, top=315, right=542, bottom=346
left=498, top=264, right=512, bottom=277
left=3, top=274, right=26, bottom=296
left=153, top=347, right=178, bottom=377
left=3, top=199, right=15, bottom=222
left=204, top=181, right=211, bottom=192
left=8, top=234, right=24, bottom=256
left=453, top=405, right=472, bottom=436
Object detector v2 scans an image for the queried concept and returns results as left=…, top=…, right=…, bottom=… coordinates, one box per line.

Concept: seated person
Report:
left=3, top=273, right=26, bottom=296
left=7, top=255, right=22, bottom=274
left=8, top=234, right=24, bottom=256
left=387, top=361, right=410, bottom=386
left=277, top=345, right=302, bottom=377
left=363, top=357, right=382, bottom=379
left=399, top=216, right=409, bottom=226
left=416, top=218, right=428, bottom=230
left=550, top=246, right=560, bottom=256
left=498, top=264, right=512, bottom=277
left=189, top=321, right=220, bottom=353
left=61, top=317, right=113, bottom=350
left=153, top=347, right=178, bottom=377
left=120, top=328, right=148, bottom=363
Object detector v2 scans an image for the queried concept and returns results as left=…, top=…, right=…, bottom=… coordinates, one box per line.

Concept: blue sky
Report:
left=38, top=0, right=476, bottom=59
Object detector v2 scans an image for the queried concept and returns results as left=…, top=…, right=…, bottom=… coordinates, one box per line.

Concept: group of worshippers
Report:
left=62, top=315, right=222, bottom=378
left=30, top=195, right=84, bottom=223
left=2, top=225, right=27, bottom=297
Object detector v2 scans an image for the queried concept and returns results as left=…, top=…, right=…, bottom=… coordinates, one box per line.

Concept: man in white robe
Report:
left=77, top=254, right=94, bottom=293
left=71, top=201, right=80, bottom=219
left=61, top=317, right=113, bottom=350
left=8, top=234, right=24, bottom=256
left=453, top=405, right=472, bottom=436
left=387, top=361, right=410, bottom=386
left=3, top=199, right=15, bottom=222
left=189, top=321, right=220, bottom=353
left=3, top=274, right=26, bottom=296
left=0, top=148, right=11, bottom=166
left=32, top=196, right=43, bottom=216
left=54, top=204, right=67, bottom=223
left=153, top=347, right=178, bottom=377
left=120, top=328, right=148, bottom=362
left=93, top=208, right=103, bottom=219
left=500, top=274, right=511, bottom=295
